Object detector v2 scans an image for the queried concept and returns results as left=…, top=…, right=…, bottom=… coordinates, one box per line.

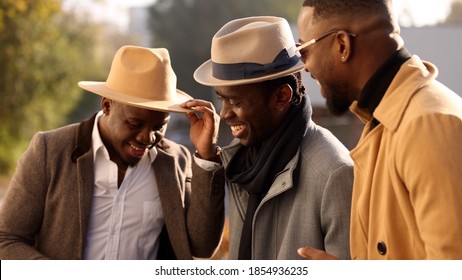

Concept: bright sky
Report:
left=63, top=0, right=457, bottom=32
left=397, top=0, right=454, bottom=27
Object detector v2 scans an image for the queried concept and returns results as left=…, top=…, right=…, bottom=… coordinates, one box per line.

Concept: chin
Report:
left=327, top=102, right=351, bottom=116
left=238, top=139, right=250, bottom=147
left=325, top=89, right=352, bottom=116
left=124, top=156, right=141, bottom=167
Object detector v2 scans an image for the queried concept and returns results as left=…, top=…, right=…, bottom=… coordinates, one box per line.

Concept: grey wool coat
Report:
left=222, top=121, right=354, bottom=260
left=0, top=114, right=225, bottom=260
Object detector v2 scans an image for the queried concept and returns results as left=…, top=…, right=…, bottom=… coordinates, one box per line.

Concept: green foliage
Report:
left=0, top=0, right=103, bottom=173
left=148, top=0, right=303, bottom=101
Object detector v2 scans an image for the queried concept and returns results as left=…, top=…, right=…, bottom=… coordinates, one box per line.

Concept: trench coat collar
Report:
left=350, top=56, right=438, bottom=132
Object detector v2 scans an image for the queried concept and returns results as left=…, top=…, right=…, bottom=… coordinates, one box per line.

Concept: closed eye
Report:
left=127, top=121, right=142, bottom=129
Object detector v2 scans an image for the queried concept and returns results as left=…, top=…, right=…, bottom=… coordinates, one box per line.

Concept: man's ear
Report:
left=101, top=98, right=113, bottom=115
left=336, top=31, right=354, bottom=63
left=273, top=84, right=293, bottom=111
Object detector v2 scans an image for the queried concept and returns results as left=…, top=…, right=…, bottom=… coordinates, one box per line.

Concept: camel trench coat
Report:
left=349, top=56, right=462, bottom=259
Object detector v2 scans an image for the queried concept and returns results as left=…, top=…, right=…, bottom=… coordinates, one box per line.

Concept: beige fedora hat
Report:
left=79, top=45, right=192, bottom=113
left=194, top=16, right=304, bottom=87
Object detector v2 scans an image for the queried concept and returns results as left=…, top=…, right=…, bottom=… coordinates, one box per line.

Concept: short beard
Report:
left=325, top=83, right=352, bottom=116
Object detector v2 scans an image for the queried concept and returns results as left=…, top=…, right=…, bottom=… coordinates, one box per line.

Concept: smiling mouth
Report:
left=231, top=125, right=245, bottom=133
left=230, top=124, right=246, bottom=138
left=129, top=144, right=147, bottom=158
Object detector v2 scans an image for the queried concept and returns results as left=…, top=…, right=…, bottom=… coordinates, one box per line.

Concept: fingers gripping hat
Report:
left=79, top=45, right=192, bottom=113
left=194, top=16, right=304, bottom=86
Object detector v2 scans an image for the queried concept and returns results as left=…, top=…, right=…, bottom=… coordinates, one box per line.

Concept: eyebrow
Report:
left=126, top=115, right=170, bottom=125
left=215, top=91, right=234, bottom=99
left=215, top=87, right=246, bottom=99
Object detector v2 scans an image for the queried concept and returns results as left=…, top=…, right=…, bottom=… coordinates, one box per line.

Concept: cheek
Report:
left=310, top=58, right=325, bottom=76
left=247, top=109, right=274, bottom=137
left=107, top=119, right=125, bottom=138
left=309, top=50, right=334, bottom=76
left=227, top=105, right=248, bottom=123
left=316, top=62, right=338, bottom=87
left=111, top=127, right=135, bottom=146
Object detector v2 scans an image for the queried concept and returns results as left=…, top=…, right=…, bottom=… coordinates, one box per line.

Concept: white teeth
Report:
left=231, top=125, right=245, bottom=132
left=130, top=144, right=144, bottom=151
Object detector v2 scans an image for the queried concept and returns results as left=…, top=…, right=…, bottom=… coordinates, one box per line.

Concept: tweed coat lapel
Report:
left=153, top=145, right=192, bottom=259
left=72, top=114, right=97, bottom=258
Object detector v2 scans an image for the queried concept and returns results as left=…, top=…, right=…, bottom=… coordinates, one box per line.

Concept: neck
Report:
left=349, top=15, right=402, bottom=100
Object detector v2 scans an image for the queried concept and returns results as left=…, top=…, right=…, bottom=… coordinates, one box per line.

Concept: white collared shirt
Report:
left=83, top=111, right=164, bottom=260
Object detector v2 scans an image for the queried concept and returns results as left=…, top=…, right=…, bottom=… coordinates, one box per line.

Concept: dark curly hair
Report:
left=258, top=71, right=306, bottom=105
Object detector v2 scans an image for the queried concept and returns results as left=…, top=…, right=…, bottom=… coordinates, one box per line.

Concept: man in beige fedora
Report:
left=183, top=16, right=353, bottom=260
left=0, top=45, right=224, bottom=260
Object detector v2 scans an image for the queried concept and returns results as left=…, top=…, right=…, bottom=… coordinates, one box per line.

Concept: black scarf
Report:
left=358, top=48, right=411, bottom=130
left=226, top=96, right=310, bottom=259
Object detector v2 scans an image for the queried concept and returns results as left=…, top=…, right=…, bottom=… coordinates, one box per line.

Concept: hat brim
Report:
left=78, top=81, right=193, bottom=113
left=193, top=59, right=305, bottom=86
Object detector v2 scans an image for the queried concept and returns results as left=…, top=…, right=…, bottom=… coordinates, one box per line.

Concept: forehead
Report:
left=214, top=84, right=263, bottom=98
left=298, top=7, right=315, bottom=30
left=119, top=103, right=170, bottom=123
left=298, top=6, right=327, bottom=39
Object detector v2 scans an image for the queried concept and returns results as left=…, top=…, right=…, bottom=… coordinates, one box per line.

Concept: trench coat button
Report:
left=377, top=241, right=387, bottom=255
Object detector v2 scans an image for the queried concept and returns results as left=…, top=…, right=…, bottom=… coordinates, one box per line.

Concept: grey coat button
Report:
left=377, top=241, right=387, bottom=255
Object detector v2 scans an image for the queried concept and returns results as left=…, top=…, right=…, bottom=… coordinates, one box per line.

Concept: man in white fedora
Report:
left=183, top=16, right=353, bottom=259
left=0, top=45, right=224, bottom=259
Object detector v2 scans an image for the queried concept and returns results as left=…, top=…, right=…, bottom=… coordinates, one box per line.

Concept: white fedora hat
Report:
left=79, top=45, right=192, bottom=113
left=194, top=16, right=304, bottom=87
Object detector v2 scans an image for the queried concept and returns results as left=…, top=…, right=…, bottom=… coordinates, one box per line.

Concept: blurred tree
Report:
left=0, top=0, right=103, bottom=173
left=445, top=0, right=462, bottom=24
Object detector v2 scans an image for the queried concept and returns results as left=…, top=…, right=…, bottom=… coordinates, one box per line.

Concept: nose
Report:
left=298, top=55, right=309, bottom=72
left=150, top=131, right=163, bottom=148
left=219, top=101, right=234, bottom=120
left=136, top=128, right=155, bottom=146
left=300, top=59, right=310, bottom=73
